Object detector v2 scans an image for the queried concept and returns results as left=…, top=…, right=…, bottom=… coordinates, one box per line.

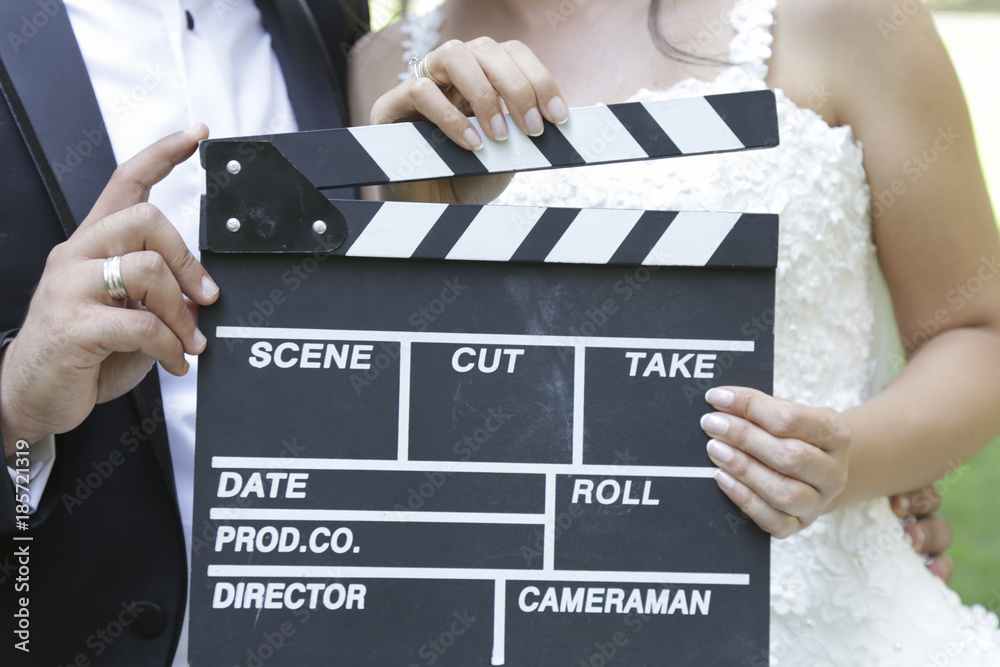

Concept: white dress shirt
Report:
left=60, top=2, right=299, bottom=664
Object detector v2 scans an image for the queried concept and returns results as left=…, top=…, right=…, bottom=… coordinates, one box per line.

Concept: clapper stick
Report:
left=202, top=89, right=778, bottom=191
left=191, top=89, right=780, bottom=667
left=200, top=90, right=779, bottom=258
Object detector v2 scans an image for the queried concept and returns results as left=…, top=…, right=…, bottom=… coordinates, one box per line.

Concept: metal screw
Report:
left=312, top=220, right=328, bottom=235
left=226, top=160, right=242, bottom=175
left=226, top=218, right=241, bottom=233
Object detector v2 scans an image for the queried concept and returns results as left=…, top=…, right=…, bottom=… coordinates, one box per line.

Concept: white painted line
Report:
left=206, top=565, right=751, bottom=586
left=644, top=212, right=742, bottom=266
left=467, top=115, right=552, bottom=173
left=211, top=456, right=720, bottom=479
left=572, top=348, right=585, bottom=467
left=556, top=105, right=648, bottom=163
left=345, top=202, right=446, bottom=258
left=545, top=209, right=643, bottom=265
left=446, top=206, right=546, bottom=262
left=492, top=579, right=506, bottom=666
left=397, top=340, right=411, bottom=462
left=216, top=326, right=755, bottom=353
left=210, top=508, right=545, bottom=525
left=642, top=97, right=744, bottom=154
left=543, top=473, right=556, bottom=572
left=349, top=124, right=454, bottom=182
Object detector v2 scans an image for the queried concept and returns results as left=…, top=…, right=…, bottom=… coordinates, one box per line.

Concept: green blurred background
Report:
left=926, top=5, right=1000, bottom=610
left=367, top=0, right=1000, bottom=607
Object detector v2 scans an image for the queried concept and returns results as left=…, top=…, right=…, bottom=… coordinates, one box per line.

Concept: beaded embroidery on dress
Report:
left=401, top=1, right=1000, bottom=663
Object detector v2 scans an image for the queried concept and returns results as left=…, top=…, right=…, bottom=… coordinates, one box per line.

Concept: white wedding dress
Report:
left=398, top=1, right=1000, bottom=663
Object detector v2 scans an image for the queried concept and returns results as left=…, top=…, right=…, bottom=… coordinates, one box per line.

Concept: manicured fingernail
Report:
left=490, top=114, right=509, bottom=141
left=193, top=328, right=207, bottom=350
left=186, top=122, right=206, bottom=138
left=707, top=439, right=734, bottom=464
left=895, top=495, right=911, bottom=518
left=463, top=127, right=484, bottom=151
left=910, top=526, right=925, bottom=550
left=701, top=413, right=730, bottom=437
left=203, top=275, right=219, bottom=298
left=715, top=469, right=736, bottom=490
left=548, top=97, right=569, bottom=125
left=706, top=387, right=735, bottom=408
left=524, top=107, right=545, bottom=136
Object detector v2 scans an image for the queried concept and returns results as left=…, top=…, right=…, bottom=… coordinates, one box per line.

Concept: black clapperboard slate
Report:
left=190, top=91, right=779, bottom=666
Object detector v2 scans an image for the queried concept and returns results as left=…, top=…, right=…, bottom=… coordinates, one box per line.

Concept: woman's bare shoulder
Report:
left=349, top=20, right=410, bottom=126
left=770, top=0, right=943, bottom=126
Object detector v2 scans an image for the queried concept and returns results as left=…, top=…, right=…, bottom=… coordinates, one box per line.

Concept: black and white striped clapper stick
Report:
left=214, top=90, right=778, bottom=190
left=329, top=200, right=778, bottom=268
left=200, top=89, right=780, bottom=259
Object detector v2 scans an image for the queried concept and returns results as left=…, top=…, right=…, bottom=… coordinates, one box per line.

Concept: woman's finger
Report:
left=700, top=410, right=842, bottom=495
left=706, top=386, right=851, bottom=452
left=712, top=469, right=803, bottom=539
left=705, top=435, right=825, bottom=518
left=466, top=37, right=545, bottom=137
left=371, top=78, right=484, bottom=151
left=500, top=39, right=569, bottom=125
left=429, top=39, right=509, bottom=141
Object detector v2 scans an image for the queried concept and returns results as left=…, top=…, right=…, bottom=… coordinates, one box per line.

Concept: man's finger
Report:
left=905, top=515, right=954, bottom=555
left=890, top=485, right=942, bottom=518
left=927, top=554, right=954, bottom=583
left=75, top=203, right=219, bottom=305
left=80, top=124, right=209, bottom=227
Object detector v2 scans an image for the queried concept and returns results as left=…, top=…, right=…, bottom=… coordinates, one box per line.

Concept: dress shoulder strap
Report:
left=728, top=0, right=777, bottom=80
left=398, top=8, right=445, bottom=82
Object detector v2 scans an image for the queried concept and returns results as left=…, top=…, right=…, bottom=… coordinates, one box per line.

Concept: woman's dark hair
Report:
left=648, top=0, right=731, bottom=66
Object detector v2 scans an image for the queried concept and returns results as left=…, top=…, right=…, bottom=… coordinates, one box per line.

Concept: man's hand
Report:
left=0, top=125, right=218, bottom=457
left=890, top=486, right=955, bottom=582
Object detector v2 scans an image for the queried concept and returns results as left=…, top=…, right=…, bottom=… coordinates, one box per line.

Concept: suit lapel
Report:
left=256, top=0, right=347, bottom=132
left=0, top=0, right=178, bottom=499
left=0, top=0, right=117, bottom=234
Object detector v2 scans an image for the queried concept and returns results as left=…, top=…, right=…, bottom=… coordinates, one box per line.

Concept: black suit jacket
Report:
left=0, top=1, right=368, bottom=664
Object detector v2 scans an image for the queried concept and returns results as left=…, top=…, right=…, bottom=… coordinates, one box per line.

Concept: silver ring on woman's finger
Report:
left=410, top=54, right=450, bottom=90
left=103, top=255, right=128, bottom=302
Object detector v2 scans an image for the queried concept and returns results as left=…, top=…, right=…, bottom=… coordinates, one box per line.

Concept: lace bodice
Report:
left=399, top=1, right=1000, bottom=663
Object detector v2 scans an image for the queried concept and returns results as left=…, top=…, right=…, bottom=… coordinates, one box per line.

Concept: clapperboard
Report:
left=190, top=90, right=779, bottom=666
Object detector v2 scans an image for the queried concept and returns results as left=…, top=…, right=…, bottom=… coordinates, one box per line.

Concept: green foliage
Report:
left=938, top=436, right=1000, bottom=608
left=926, top=0, right=1000, bottom=11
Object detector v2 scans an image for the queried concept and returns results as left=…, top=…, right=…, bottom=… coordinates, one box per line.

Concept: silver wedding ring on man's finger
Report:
left=410, top=54, right=450, bottom=90
left=103, top=255, right=128, bottom=302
